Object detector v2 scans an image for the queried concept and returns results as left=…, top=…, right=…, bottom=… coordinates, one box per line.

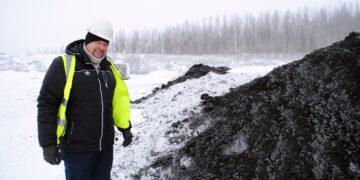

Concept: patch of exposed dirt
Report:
left=132, top=64, right=229, bottom=104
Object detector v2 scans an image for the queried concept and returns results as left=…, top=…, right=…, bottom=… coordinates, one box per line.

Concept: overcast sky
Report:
left=0, top=0, right=357, bottom=54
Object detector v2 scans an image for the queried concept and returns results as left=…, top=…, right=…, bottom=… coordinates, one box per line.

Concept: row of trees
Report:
left=110, top=2, right=360, bottom=55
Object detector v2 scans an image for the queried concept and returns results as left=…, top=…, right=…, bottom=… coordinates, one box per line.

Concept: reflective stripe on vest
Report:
left=56, top=55, right=76, bottom=144
left=55, top=55, right=131, bottom=144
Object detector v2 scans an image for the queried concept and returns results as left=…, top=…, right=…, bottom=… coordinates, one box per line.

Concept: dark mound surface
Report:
left=137, top=32, right=360, bottom=179
left=132, top=64, right=229, bottom=104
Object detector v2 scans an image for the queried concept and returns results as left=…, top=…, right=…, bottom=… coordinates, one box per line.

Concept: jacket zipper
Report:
left=97, top=69, right=104, bottom=151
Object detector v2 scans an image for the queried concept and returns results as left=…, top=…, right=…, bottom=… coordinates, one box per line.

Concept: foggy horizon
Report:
left=0, top=0, right=358, bottom=54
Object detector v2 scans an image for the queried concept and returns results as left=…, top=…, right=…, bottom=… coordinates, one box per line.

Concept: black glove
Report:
left=42, top=145, right=61, bottom=165
left=122, top=130, right=133, bottom=147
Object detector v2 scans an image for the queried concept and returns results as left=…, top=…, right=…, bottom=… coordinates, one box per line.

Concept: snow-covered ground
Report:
left=0, top=53, right=293, bottom=179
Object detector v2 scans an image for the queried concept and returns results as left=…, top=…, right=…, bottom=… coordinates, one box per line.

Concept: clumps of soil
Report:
left=132, top=64, right=230, bottom=104
left=137, top=32, right=360, bottom=179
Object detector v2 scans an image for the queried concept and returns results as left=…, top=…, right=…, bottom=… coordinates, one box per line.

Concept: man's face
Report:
left=85, top=40, right=109, bottom=58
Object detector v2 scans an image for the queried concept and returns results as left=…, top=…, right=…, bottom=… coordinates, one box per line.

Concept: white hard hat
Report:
left=87, top=18, right=114, bottom=41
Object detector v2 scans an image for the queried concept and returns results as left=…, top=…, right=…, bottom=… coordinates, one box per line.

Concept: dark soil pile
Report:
left=132, top=64, right=229, bottom=104
left=137, top=32, right=360, bottom=179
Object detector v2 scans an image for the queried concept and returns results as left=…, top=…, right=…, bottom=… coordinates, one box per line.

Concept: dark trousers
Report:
left=61, top=147, right=113, bottom=180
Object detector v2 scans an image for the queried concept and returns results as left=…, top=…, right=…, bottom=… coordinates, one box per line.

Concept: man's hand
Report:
left=122, top=129, right=133, bottom=147
left=42, top=145, right=61, bottom=165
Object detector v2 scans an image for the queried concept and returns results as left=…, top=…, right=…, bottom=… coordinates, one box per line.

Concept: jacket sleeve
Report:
left=37, top=56, right=66, bottom=147
left=108, top=60, right=131, bottom=132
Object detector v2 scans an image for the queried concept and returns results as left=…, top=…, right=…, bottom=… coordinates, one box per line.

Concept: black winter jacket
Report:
left=37, top=40, right=127, bottom=152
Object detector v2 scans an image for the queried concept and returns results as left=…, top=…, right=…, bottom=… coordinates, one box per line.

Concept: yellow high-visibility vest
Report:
left=56, top=55, right=130, bottom=144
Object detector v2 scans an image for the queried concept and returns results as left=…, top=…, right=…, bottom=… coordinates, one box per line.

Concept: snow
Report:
left=223, top=135, right=248, bottom=155
left=0, top=70, right=64, bottom=180
left=350, top=162, right=360, bottom=174
left=179, top=156, right=194, bottom=169
left=0, top=53, right=291, bottom=179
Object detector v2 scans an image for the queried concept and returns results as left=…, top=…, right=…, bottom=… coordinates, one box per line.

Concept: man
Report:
left=37, top=18, right=133, bottom=180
